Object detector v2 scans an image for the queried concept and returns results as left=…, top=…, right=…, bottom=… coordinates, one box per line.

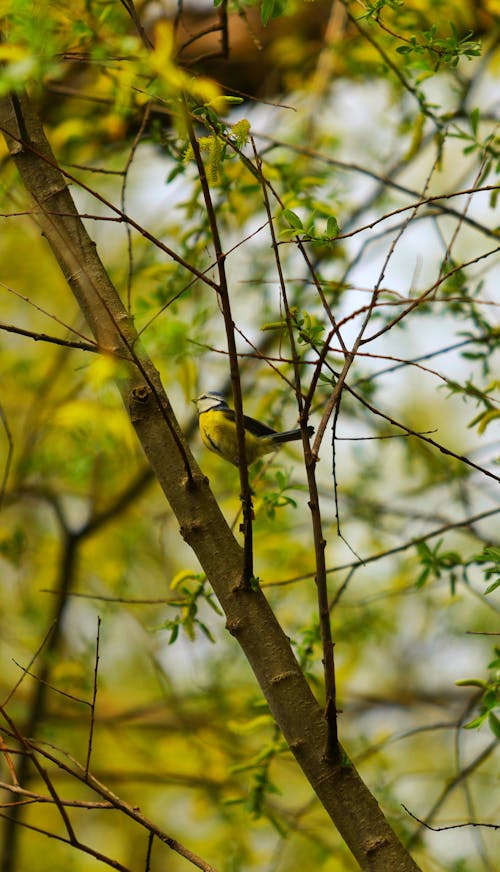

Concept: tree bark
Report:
left=0, top=92, right=421, bottom=872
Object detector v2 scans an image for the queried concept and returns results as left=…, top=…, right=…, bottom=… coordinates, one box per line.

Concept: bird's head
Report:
left=193, top=392, right=228, bottom=414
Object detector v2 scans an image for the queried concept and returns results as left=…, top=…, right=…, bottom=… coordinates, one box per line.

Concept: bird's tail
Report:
left=271, top=425, right=314, bottom=445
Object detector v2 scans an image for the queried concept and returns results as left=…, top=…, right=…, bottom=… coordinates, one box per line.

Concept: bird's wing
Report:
left=219, top=408, right=277, bottom=439
left=243, top=413, right=277, bottom=438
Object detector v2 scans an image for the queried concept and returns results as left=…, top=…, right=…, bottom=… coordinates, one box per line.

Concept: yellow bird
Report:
left=194, top=391, right=313, bottom=467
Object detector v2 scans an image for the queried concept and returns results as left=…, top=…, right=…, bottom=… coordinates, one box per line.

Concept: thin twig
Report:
left=271, top=505, right=500, bottom=588
left=185, top=106, right=254, bottom=585
left=0, top=320, right=99, bottom=353
left=402, top=804, right=500, bottom=833
left=0, top=402, right=13, bottom=511
left=85, top=617, right=101, bottom=778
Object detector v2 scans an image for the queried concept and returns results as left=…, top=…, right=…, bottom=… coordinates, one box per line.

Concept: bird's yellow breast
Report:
left=199, top=409, right=274, bottom=467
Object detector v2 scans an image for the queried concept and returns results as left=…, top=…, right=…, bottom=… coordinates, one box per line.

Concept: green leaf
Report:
left=261, top=0, right=276, bottom=26
left=485, top=578, right=500, bottom=595
left=326, top=215, right=340, bottom=237
left=168, top=623, right=179, bottom=644
left=488, top=711, right=500, bottom=739
left=470, top=106, right=480, bottom=135
left=463, top=713, right=487, bottom=730
left=197, top=620, right=216, bottom=643
left=261, top=0, right=287, bottom=26
left=205, top=594, right=224, bottom=616
left=170, top=569, right=204, bottom=590
left=455, top=678, right=486, bottom=689
left=415, top=568, right=430, bottom=588
left=283, top=208, right=303, bottom=230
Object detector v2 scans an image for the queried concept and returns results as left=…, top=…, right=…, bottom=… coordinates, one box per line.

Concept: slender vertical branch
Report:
left=120, top=102, right=152, bottom=313
left=185, top=109, right=254, bottom=585
left=85, top=617, right=101, bottom=779
left=252, top=143, right=340, bottom=761
left=0, top=402, right=13, bottom=510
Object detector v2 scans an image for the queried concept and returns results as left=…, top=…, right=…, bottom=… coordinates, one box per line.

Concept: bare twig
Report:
left=272, top=505, right=500, bottom=588
left=402, top=804, right=500, bottom=832
left=0, top=402, right=13, bottom=511
left=85, top=617, right=101, bottom=778
left=185, top=108, right=254, bottom=585
left=0, top=320, right=99, bottom=353
left=252, top=140, right=340, bottom=761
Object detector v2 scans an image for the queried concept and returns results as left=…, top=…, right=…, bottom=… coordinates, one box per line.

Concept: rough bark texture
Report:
left=0, top=93, right=421, bottom=871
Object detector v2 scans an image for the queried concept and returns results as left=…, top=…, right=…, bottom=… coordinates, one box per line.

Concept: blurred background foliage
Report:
left=0, top=0, right=499, bottom=870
